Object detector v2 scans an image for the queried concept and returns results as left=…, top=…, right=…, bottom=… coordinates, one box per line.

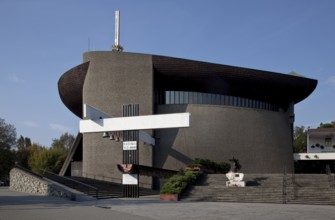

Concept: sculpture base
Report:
left=226, top=181, right=245, bottom=187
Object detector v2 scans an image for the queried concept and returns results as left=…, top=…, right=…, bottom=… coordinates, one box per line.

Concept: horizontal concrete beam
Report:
left=80, top=112, right=190, bottom=133
left=81, top=104, right=190, bottom=146
left=83, top=104, right=156, bottom=145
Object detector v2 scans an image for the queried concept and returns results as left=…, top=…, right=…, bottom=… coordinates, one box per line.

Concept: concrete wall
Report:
left=78, top=51, right=294, bottom=188
left=82, top=52, right=154, bottom=187
left=71, top=161, right=82, bottom=177
left=308, top=137, right=335, bottom=153
left=155, top=104, right=294, bottom=173
left=10, top=168, right=75, bottom=200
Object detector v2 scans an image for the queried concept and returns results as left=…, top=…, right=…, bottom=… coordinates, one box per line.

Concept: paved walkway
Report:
left=1, top=187, right=335, bottom=220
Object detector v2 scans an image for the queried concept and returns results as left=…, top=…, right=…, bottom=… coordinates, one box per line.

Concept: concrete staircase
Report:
left=44, top=171, right=158, bottom=199
left=286, top=174, right=335, bottom=205
left=70, top=176, right=159, bottom=199
left=182, top=173, right=335, bottom=205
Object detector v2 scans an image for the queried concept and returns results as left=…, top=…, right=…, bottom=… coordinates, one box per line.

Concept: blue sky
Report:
left=1, top=0, right=334, bottom=147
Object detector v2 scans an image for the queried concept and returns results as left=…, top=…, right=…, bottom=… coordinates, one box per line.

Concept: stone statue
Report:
left=226, top=157, right=245, bottom=187
left=229, top=157, right=241, bottom=173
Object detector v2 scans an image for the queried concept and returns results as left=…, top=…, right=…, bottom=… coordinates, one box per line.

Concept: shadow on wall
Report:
left=154, top=128, right=193, bottom=169
left=154, top=105, right=193, bottom=169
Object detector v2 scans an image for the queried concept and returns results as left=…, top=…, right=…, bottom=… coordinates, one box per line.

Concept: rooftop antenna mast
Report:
left=112, top=10, right=123, bottom=52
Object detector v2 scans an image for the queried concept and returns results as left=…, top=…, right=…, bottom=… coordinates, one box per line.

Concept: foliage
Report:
left=0, top=117, right=74, bottom=177
left=293, top=126, right=307, bottom=153
left=188, top=158, right=230, bottom=173
left=0, top=118, right=17, bottom=147
left=51, top=132, right=75, bottom=150
left=0, top=118, right=17, bottom=181
left=0, top=146, right=16, bottom=182
left=319, top=121, right=335, bottom=128
left=27, top=132, right=74, bottom=174
left=160, top=170, right=200, bottom=194
left=16, top=135, right=33, bottom=168
left=28, top=145, right=68, bottom=174
left=17, top=135, right=32, bottom=149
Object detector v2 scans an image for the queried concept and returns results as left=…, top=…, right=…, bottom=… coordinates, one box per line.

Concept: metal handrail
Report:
left=282, top=168, right=287, bottom=204
left=326, top=165, right=335, bottom=187
left=81, top=172, right=122, bottom=183
left=42, top=170, right=98, bottom=197
left=291, top=173, right=297, bottom=199
left=14, top=165, right=44, bottom=179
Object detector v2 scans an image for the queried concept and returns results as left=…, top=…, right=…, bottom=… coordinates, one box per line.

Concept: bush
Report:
left=217, top=162, right=230, bottom=173
left=188, top=158, right=230, bottom=173
left=160, top=170, right=200, bottom=194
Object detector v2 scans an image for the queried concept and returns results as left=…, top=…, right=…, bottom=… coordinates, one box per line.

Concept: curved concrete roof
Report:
left=153, top=55, right=317, bottom=108
left=58, top=62, right=89, bottom=118
left=58, top=52, right=317, bottom=118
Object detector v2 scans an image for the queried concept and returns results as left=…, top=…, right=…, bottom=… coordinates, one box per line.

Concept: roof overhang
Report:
left=58, top=52, right=318, bottom=118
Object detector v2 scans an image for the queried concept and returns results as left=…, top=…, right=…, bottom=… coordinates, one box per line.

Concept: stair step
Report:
left=182, top=173, right=335, bottom=205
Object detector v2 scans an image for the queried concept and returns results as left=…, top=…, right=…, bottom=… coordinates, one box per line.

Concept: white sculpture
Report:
left=226, top=157, right=245, bottom=187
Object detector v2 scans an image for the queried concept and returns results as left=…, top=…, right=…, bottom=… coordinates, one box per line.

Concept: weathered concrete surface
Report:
left=82, top=51, right=153, bottom=187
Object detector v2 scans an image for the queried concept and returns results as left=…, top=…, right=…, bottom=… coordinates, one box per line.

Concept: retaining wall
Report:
left=9, top=167, right=75, bottom=200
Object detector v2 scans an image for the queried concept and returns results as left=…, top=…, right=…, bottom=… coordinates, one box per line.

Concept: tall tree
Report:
left=28, top=133, right=74, bottom=174
left=293, top=126, right=307, bottom=153
left=0, top=118, right=17, bottom=181
left=51, top=132, right=75, bottom=150
left=17, top=135, right=32, bottom=149
left=16, top=135, right=33, bottom=168
left=0, top=118, right=16, bottom=147
left=28, top=144, right=68, bottom=174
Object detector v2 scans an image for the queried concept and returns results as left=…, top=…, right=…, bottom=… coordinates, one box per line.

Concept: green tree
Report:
left=18, top=135, right=32, bottom=148
left=319, top=121, right=335, bottom=128
left=51, top=132, right=75, bottom=150
left=29, top=145, right=68, bottom=174
left=16, top=135, right=32, bottom=168
left=28, top=133, right=74, bottom=174
left=28, top=145, right=67, bottom=174
left=293, top=126, right=307, bottom=153
left=0, top=118, right=17, bottom=181
left=28, top=145, right=46, bottom=173
left=0, top=118, right=16, bottom=146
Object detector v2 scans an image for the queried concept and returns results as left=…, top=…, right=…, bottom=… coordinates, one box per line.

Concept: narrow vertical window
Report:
left=165, top=91, right=170, bottom=104
left=170, top=91, right=175, bottom=104
left=175, top=91, right=179, bottom=104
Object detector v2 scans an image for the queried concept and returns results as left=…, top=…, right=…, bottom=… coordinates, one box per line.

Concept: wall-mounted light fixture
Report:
left=102, top=132, right=110, bottom=138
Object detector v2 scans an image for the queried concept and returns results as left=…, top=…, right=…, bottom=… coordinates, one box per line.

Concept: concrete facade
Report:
left=155, top=104, right=293, bottom=173
left=307, top=128, right=335, bottom=153
left=294, top=128, right=335, bottom=172
left=58, top=51, right=317, bottom=186
left=81, top=52, right=153, bottom=186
